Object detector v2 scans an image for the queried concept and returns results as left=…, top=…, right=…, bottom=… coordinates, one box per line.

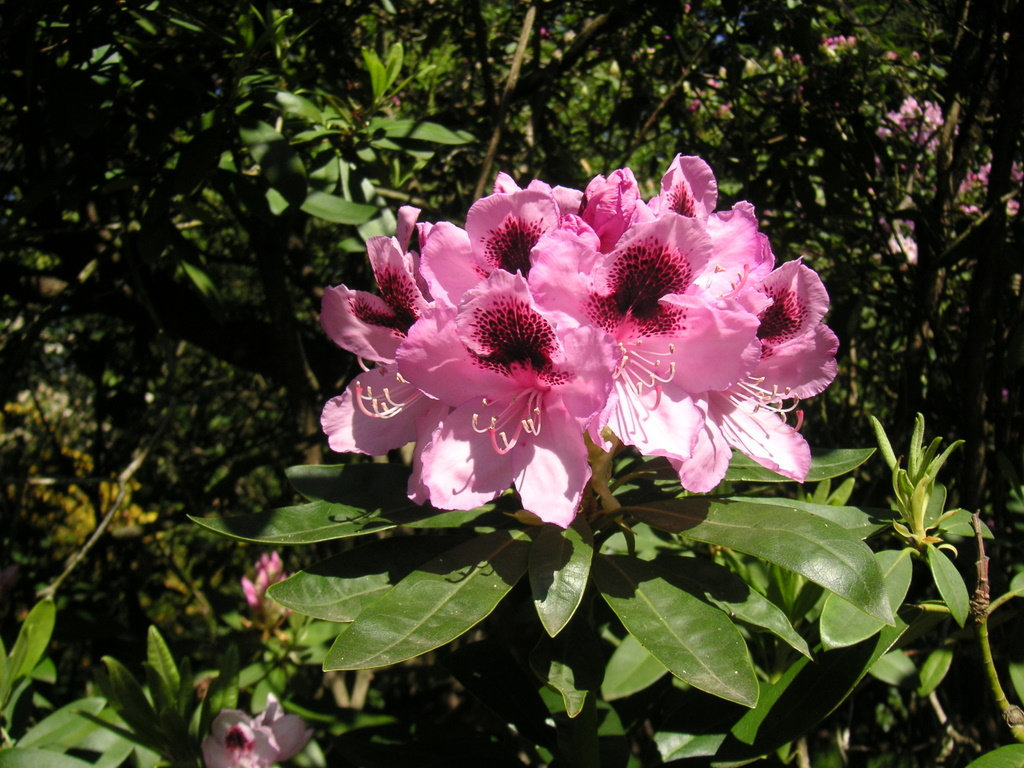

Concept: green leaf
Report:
left=963, top=744, right=1024, bottom=768
left=625, top=497, right=894, bottom=624
left=869, top=415, right=899, bottom=472
left=367, top=116, right=475, bottom=144
left=593, top=554, right=759, bottom=707
left=300, top=191, right=378, bottom=224
left=238, top=120, right=307, bottom=205
left=529, top=518, right=594, bottom=637
left=652, top=554, right=811, bottom=658
left=868, top=649, right=918, bottom=687
left=15, top=696, right=107, bottom=749
left=324, top=530, right=529, bottom=670
left=0, top=749, right=98, bottom=768
left=724, top=448, right=875, bottom=483
left=529, top=620, right=604, bottom=718
left=917, top=647, right=953, bottom=697
left=721, top=496, right=889, bottom=537
left=275, top=90, right=323, bottom=123
left=716, top=617, right=909, bottom=761
left=1, top=599, right=55, bottom=708
left=601, top=633, right=668, bottom=701
left=200, top=645, right=238, bottom=738
left=820, top=549, right=912, bottom=649
left=267, top=535, right=468, bottom=622
left=144, top=626, right=181, bottom=717
left=96, top=656, right=165, bottom=750
left=927, top=544, right=970, bottom=626
left=362, top=48, right=388, bottom=99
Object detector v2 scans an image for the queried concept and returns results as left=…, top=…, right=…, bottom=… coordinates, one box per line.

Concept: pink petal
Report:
left=465, top=189, right=559, bottom=277
left=757, top=323, right=839, bottom=398
left=320, top=285, right=404, bottom=363
left=581, top=168, right=645, bottom=251
left=650, top=154, right=719, bottom=220
left=395, top=205, right=420, bottom=251
left=669, top=409, right=733, bottom=493
left=513, top=404, right=590, bottom=527
left=711, top=390, right=811, bottom=482
left=419, top=222, right=479, bottom=306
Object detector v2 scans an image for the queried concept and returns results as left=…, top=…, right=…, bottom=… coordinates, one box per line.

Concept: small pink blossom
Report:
left=242, top=552, right=290, bottom=629
left=202, top=694, right=312, bottom=768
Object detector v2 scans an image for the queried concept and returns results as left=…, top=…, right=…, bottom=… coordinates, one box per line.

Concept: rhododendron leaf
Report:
left=729, top=497, right=889, bottom=537
left=963, top=745, right=1024, bottom=768
left=190, top=500, right=415, bottom=543
left=368, top=116, right=474, bottom=145
left=199, top=645, right=238, bottom=738
left=529, top=518, right=594, bottom=637
left=651, top=555, right=811, bottom=659
left=601, top=633, right=668, bottom=701
left=529, top=621, right=604, bottom=717
left=324, top=530, right=529, bottom=670
left=593, top=554, right=759, bottom=707
left=926, top=544, right=969, bottom=626
left=144, top=626, right=181, bottom=719
left=285, top=463, right=415, bottom=504
left=724, top=448, right=875, bottom=483
left=300, top=191, right=378, bottom=224
left=716, top=617, right=909, bottom=761
left=820, top=549, right=912, bottom=649
left=267, top=536, right=469, bottom=622
left=624, top=498, right=893, bottom=624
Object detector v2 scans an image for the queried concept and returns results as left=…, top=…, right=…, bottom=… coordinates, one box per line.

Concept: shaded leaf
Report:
left=529, top=619, right=604, bottom=717
left=14, top=696, right=107, bottom=749
left=529, top=518, right=594, bottom=637
left=239, top=120, right=307, bottom=204
left=868, top=649, right=918, bottom=687
left=625, top=498, right=893, bottom=624
left=917, top=647, right=953, bottom=697
left=601, top=633, right=668, bottom=701
left=325, top=530, right=529, bottom=670
left=368, top=116, right=474, bottom=144
left=300, top=191, right=378, bottom=224
left=593, top=554, right=758, bottom=707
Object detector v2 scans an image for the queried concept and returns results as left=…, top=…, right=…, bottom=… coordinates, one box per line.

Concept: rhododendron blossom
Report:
left=319, top=154, right=838, bottom=527
left=202, top=694, right=312, bottom=768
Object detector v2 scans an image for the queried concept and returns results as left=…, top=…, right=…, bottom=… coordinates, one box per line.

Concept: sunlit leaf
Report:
left=529, top=518, right=594, bottom=637
left=300, top=191, right=378, bottom=224
left=324, top=530, right=529, bottom=669
left=927, top=544, right=969, bottom=626
left=724, top=448, right=875, bottom=483
left=963, top=744, right=1024, bottom=768
left=625, top=498, right=893, bottom=624
left=594, top=554, right=758, bottom=707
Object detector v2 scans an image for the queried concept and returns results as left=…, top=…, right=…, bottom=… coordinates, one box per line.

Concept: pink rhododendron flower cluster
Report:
left=320, top=155, right=838, bottom=527
left=202, top=694, right=312, bottom=768
left=242, top=551, right=290, bottom=629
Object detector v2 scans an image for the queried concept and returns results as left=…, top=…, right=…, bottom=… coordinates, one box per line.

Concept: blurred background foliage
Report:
left=1, top=0, right=1022, bottom=764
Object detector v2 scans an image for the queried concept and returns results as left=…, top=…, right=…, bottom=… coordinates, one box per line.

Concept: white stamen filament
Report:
left=472, top=390, right=544, bottom=455
left=731, top=376, right=801, bottom=421
left=354, top=373, right=420, bottom=419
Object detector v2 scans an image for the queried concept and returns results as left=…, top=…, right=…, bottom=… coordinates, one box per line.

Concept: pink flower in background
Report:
left=202, top=694, right=312, bottom=768
left=242, top=552, right=289, bottom=628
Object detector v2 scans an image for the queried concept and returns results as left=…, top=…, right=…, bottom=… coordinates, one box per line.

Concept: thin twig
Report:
left=473, top=5, right=536, bottom=199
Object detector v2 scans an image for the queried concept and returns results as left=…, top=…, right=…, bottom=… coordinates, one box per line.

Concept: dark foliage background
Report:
left=2, top=1, right=1022, bottom=765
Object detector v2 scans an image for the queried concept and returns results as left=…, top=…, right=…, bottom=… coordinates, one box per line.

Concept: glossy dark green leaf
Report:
left=601, top=633, right=668, bottom=701
left=200, top=645, right=238, bottom=738
left=593, top=554, right=758, bottom=707
left=96, top=656, right=164, bottom=749
left=300, top=191, right=378, bottom=224
left=915, top=647, right=952, bottom=697
left=268, top=535, right=468, bottom=622
left=654, top=554, right=811, bottom=658
left=324, top=530, right=529, bottom=670
left=275, top=90, right=323, bottom=123
left=716, top=616, right=909, bottom=761
left=820, top=548, right=912, bottom=649
left=724, top=448, right=875, bottom=483
left=529, top=518, right=594, bottom=637
left=964, top=744, right=1024, bottom=768
left=868, top=649, right=918, bottom=687
left=368, top=116, right=474, bottom=144
left=729, top=496, right=889, bottom=537
left=927, top=544, right=969, bottom=626
left=529, top=620, right=604, bottom=718
left=625, top=498, right=893, bottom=624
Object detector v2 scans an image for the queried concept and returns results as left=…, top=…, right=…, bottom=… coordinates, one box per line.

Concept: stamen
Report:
left=731, top=376, right=802, bottom=422
left=472, top=390, right=545, bottom=454
left=354, top=376, right=422, bottom=419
